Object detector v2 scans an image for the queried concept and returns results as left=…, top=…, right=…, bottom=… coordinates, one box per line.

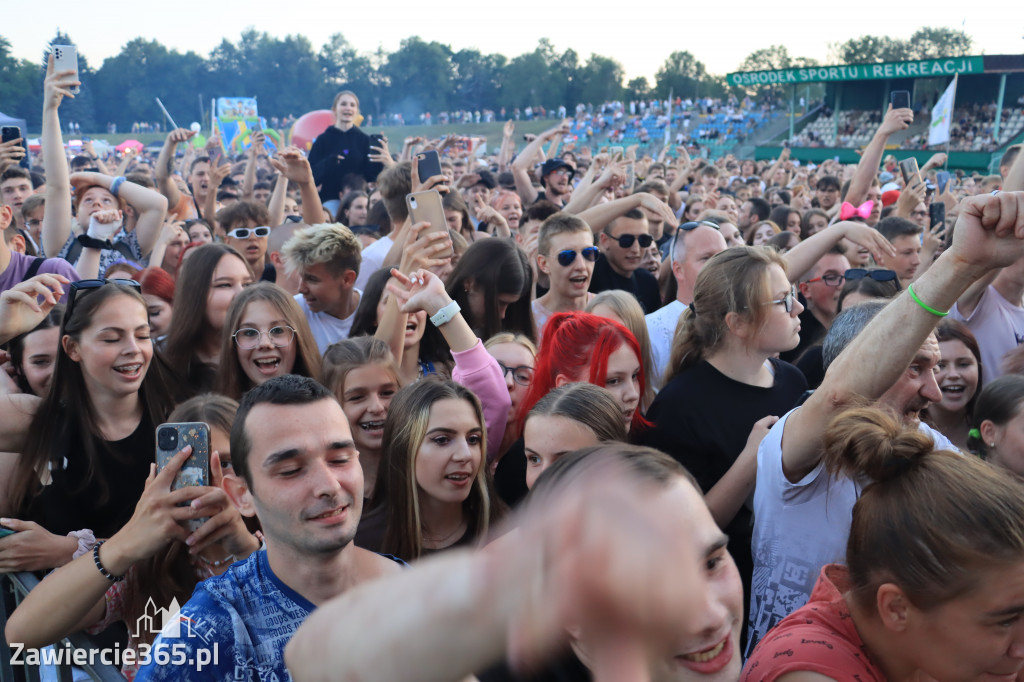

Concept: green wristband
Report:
left=907, top=283, right=948, bottom=317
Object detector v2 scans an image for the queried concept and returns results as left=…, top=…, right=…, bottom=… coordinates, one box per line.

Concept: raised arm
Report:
left=40, top=54, right=78, bottom=258
left=575, top=192, right=673, bottom=235
left=782, top=220, right=895, bottom=282
left=270, top=146, right=325, bottom=227
left=267, top=172, right=288, bottom=228
left=845, top=107, right=912, bottom=206
left=759, top=146, right=790, bottom=186
left=781, top=191, right=1024, bottom=481
left=511, top=122, right=568, bottom=206
left=496, top=121, right=515, bottom=172
left=155, top=129, right=195, bottom=212
left=241, top=131, right=265, bottom=199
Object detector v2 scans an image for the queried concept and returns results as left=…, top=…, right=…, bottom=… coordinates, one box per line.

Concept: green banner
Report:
left=728, top=56, right=984, bottom=87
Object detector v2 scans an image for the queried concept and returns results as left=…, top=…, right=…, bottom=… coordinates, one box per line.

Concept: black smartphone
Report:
left=416, top=150, right=442, bottom=183
left=1, top=126, right=29, bottom=169
left=368, top=133, right=384, bottom=150
left=891, top=90, right=911, bottom=110
left=929, top=202, right=945, bottom=230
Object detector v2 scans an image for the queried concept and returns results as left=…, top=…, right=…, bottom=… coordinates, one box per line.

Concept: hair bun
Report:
left=824, top=407, right=934, bottom=483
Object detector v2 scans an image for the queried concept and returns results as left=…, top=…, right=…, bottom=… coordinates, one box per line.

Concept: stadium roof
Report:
left=727, top=55, right=1024, bottom=87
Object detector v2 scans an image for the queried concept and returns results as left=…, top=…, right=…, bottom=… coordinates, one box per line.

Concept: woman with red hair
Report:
left=139, top=266, right=175, bottom=340
left=494, top=311, right=648, bottom=506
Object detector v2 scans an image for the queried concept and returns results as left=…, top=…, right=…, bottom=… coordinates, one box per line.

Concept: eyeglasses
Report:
left=605, top=232, right=653, bottom=249
left=498, top=362, right=534, bottom=387
left=63, top=278, right=142, bottom=326
left=226, top=226, right=271, bottom=239
left=806, top=272, right=845, bottom=287
left=232, top=325, right=296, bottom=350
left=25, top=219, right=41, bottom=229
left=845, top=268, right=898, bottom=283
left=556, top=246, right=599, bottom=267
left=764, top=285, right=798, bottom=314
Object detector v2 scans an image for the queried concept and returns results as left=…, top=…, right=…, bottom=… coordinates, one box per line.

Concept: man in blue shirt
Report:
left=136, top=376, right=401, bottom=681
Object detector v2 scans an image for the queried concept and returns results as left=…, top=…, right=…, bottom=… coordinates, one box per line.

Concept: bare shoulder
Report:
left=776, top=673, right=838, bottom=682
left=354, top=546, right=404, bottom=581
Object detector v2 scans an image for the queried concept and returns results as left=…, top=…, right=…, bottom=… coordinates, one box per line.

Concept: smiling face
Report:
left=523, top=414, right=601, bottom=489
left=64, top=294, right=153, bottom=401
left=237, top=399, right=362, bottom=558
left=334, top=93, right=359, bottom=128
left=18, top=326, right=60, bottom=396
left=934, top=339, right=980, bottom=417
left=298, top=262, right=353, bottom=317
left=234, top=299, right=297, bottom=386
left=414, top=398, right=484, bottom=507
left=496, top=195, right=522, bottom=231
left=340, top=363, right=398, bottom=456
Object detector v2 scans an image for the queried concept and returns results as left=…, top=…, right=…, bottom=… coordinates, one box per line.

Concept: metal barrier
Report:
left=1, top=572, right=124, bottom=682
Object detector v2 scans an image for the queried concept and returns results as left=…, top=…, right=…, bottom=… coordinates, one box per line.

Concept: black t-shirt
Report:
left=307, top=125, right=382, bottom=203
left=588, top=254, right=661, bottom=313
left=641, top=358, right=807, bottom=639
left=493, top=437, right=529, bottom=509
left=779, top=297, right=825, bottom=364
left=25, top=413, right=155, bottom=538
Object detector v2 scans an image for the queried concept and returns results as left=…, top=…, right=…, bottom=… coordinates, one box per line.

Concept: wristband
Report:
left=109, top=176, right=126, bottom=198
left=907, top=283, right=949, bottom=317
left=92, top=540, right=124, bottom=582
left=77, top=234, right=113, bottom=251
left=430, top=300, right=461, bottom=327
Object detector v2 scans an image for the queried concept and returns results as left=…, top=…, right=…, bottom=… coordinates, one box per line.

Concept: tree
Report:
left=0, top=36, right=41, bottom=124
left=908, top=27, right=973, bottom=59
left=382, top=37, right=454, bottom=117
left=834, top=35, right=911, bottom=64
left=578, top=54, right=625, bottom=106
left=451, top=49, right=505, bottom=111
left=626, top=77, right=652, bottom=102
left=737, top=45, right=793, bottom=73
left=655, top=51, right=707, bottom=99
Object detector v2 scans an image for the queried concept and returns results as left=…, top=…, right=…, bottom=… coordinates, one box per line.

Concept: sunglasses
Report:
left=498, top=362, right=534, bottom=387
left=605, top=232, right=653, bottom=249
left=670, top=220, right=722, bottom=262
left=845, top=268, right=898, bottom=283
left=556, top=246, right=600, bottom=267
left=63, top=278, right=142, bottom=326
left=227, top=226, right=271, bottom=239
left=232, top=325, right=296, bottom=350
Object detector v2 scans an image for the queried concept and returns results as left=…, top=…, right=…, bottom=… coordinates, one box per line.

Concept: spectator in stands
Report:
left=308, top=91, right=382, bottom=204
left=589, top=209, right=660, bottom=313
left=283, top=223, right=363, bottom=354
left=876, top=216, right=923, bottom=288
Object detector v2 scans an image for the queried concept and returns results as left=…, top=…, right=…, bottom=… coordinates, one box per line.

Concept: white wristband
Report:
left=430, top=300, right=461, bottom=327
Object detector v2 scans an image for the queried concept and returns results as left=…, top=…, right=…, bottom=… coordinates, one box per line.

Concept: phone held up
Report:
left=416, top=150, right=442, bottom=184
left=53, top=45, right=80, bottom=95
left=155, top=422, right=211, bottom=532
left=406, top=190, right=454, bottom=259
left=890, top=90, right=910, bottom=111
left=898, top=157, right=921, bottom=186
left=1, top=126, right=29, bottom=169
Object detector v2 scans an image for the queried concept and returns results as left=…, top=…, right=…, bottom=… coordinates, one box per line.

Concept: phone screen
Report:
left=891, top=90, right=911, bottom=110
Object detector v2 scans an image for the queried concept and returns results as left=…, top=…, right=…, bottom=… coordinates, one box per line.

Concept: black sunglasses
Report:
left=605, top=232, right=653, bottom=249
left=556, top=246, right=599, bottom=267
left=63, top=278, right=142, bottom=326
left=845, top=268, right=898, bottom=283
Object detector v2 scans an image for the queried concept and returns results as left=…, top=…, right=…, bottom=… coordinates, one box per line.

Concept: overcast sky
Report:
left=9, top=0, right=1023, bottom=82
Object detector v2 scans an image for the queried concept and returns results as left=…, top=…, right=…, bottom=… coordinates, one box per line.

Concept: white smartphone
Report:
left=53, top=45, right=80, bottom=94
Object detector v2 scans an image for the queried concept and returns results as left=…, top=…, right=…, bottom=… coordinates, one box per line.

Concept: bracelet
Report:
left=68, top=529, right=97, bottom=560
left=907, top=283, right=949, bottom=317
left=92, top=540, right=124, bottom=583
left=430, top=300, right=461, bottom=327
left=77, top=234, right=113, bottom=250
left=109, top=176, right=126, bottom=197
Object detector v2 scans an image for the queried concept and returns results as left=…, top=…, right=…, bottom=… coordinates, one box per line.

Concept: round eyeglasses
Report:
left=232, top=325, right=296, bottom=350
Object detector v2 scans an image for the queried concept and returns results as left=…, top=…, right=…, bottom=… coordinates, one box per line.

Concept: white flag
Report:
left=928, top=75, right=958, bottom=147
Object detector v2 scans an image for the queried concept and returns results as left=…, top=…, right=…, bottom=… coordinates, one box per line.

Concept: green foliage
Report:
left=833, top=27, right=973, bottom=65
left=655, top=51, right=707, bottom=99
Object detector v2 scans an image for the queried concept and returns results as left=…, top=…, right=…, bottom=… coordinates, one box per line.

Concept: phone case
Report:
left=416, top=151, right=442, bottom=182
left=891, top=91, right=910, bottom=110
left=898, top=158, right=920, bottom=185
left=406, top=190, right=454, bottom=259
left=156, top=422, right=211, bottom=531
left=1, top=126, right=19, bottom=144
left=52, top=45, right=80, bottom=95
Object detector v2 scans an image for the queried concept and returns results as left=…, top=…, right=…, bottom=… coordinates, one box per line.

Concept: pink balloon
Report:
left=290, top=110, right=335, bottom=152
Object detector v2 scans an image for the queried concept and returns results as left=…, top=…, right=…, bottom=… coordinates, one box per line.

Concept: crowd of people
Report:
left=2, top=51, right=1024, bottom=682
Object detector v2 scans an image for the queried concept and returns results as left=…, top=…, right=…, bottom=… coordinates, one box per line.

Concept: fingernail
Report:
left=186, top=536, right=195, bottom=546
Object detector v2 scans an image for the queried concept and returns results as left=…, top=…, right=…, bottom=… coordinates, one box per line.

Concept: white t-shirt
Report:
left=645, top=299, right=686, bottom=386
left=295, top=290, right=362, bottom=355
left=950, top=284, right=1024, bottom=387
left=354, top=235, right=394, bottom=290
left=747, top=409, right=954, bottom=656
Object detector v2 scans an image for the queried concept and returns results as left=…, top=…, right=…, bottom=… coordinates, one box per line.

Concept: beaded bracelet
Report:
left=92, top=540, right=124, bottom=583
left=907, top=283, right=949, bottom=317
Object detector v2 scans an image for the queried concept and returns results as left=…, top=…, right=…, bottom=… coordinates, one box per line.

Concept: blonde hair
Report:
left=586, top=290, right=658, bottom=404
left=281, top=223, right=361, bottom=277
left=668, top=246, right=786, bottom=381
left=321, top=337, right=401, bottom=402
left=483, top=332, right=538, bottom=358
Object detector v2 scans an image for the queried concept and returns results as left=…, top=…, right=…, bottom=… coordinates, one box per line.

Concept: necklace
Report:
left=422, top=518, right=467, bottom=548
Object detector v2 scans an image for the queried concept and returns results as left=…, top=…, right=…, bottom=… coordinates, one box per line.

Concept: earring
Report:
left=991, top=442, right=997, bottom=448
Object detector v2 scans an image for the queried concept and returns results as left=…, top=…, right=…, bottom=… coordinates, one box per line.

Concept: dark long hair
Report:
left=445, top=238, right=535, bottom=343
left=12, top=285, right=179, bottom=514
left=7, top=305, right=64, bottom=395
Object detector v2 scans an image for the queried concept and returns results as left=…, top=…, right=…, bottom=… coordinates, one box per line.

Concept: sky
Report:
left=7, top=1, right=1023, bottom=82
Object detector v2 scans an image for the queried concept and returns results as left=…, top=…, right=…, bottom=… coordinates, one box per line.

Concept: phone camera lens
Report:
left=158, top=427, right=178, bottom=451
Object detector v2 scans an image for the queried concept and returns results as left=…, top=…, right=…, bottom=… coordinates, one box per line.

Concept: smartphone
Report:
left=609, top=146, right=624, bottom=159
left=891, top=90, right=911, bottom=110
left=416, top=150, right=442, bottom=183
left=406, top=190, right=454, bottom=259
left=936, top=170, right=951, bottom=194
left=156, top=422, right=211, bottom=532
left=1, top=126, right=28, bottom=169
left=899, top=157, right=921, bottom=186
left=368, top=133, right=384, bottom=155
left=53, top=45, right=80, bottom=95
left=929, top=202, right=946, bottom=230
left=208, top=145, right=223, bottom=168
